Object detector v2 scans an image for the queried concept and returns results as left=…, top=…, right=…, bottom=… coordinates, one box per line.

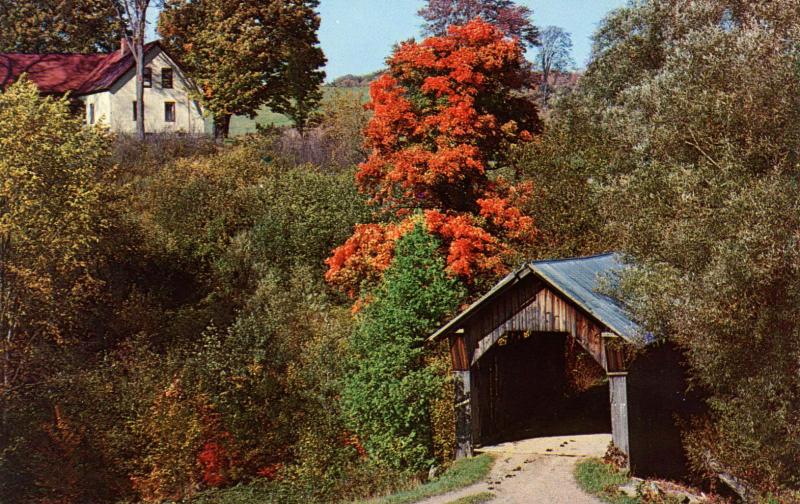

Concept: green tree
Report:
left=0, top=0, right=123, bottom=52
left=343, top=223, right=465, bottom=472
left=513, top=122, right=611, bottom=260
left=318, top=89, right=370, bottom=168
left=158, top=0, right=326, bottom=138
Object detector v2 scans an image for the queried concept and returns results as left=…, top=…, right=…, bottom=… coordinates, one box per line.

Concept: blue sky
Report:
left=317, top=0, right=628, bottom=79
left=149, top=1, right=628, bottom=80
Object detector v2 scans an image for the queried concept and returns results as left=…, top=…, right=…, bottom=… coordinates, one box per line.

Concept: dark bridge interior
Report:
left=472, top=331, right=610, bottom=446
left=627, top=343, right=705, bottom=479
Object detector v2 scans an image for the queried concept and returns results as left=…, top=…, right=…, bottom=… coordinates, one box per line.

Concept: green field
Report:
left=216, top=86, right=370, bottom=136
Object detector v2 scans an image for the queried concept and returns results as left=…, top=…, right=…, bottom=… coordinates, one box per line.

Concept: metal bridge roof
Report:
left=529, top=253, right=641, bottom=342
left=429, top=252, right=643, bottom=343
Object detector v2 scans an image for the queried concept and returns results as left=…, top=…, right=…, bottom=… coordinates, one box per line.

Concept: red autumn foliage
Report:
left=418, top=0, right=539, bottom=49
left=326, top=19, right=540, bottom=295
left=35, top=405, right=84, bottom=503
left=198, top=440, right=231, bottom=487
left=326, top=221, right=416, bottom=297
left=256, top=462, right=284, bottom=480
left=195, top=405, right=239, bottom=488
left=342, top=431, right=368, bottom=459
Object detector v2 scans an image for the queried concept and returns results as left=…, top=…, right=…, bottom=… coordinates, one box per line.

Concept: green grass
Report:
left=361, top=454, right=495, bottom=504
left=187, top=454, right=494, bottom=504
left=186, top=480, right=282, bottom=504
left=445, top=491, right=495, bottom=504
left=574, top=458, right=638, bottom=504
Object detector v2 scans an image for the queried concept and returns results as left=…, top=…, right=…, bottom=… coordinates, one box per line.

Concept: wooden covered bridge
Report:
left=430, top=253, right=696, bottom=477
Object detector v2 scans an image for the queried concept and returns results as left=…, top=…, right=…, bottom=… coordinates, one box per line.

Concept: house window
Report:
left=143, top=67, right=152, bottom=88
left=88, top=103, right=95, bottom=125
left=161, top=68, right=173, bottom=89
left=164, top=101, right=176, bottom=122
left=132, top=101, right=137, bottom=121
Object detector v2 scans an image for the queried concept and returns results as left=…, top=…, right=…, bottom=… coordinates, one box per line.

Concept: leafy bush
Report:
left=107, top=142, right=373, bottom=500
left=427, top=342, right=457, bottom=464
left=112, top=132, right=217, bottom=179
left=0, top=127, right=377, bottom=503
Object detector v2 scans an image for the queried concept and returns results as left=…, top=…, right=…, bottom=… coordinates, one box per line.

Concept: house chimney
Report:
left=120, top=38, right=129, bottom=56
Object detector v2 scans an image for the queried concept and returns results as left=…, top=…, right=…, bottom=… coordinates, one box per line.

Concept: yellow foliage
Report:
left=0, top=76, right=110, bottom=398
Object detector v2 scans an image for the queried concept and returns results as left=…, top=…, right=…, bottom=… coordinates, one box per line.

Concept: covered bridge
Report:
left=430, top=253, right=697, bottom=477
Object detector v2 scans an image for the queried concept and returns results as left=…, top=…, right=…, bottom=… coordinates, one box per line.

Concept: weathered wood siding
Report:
left=610, top=374, right=630, bottom=457
left=447, top=271, right=632, bottom=460
left=462, top=275, right=543, bottom=361
left=453, top=370, right=472, bottom=458
left=470, top=286, right=606, bottom=368
left=449, top=334, right=469, bottom=371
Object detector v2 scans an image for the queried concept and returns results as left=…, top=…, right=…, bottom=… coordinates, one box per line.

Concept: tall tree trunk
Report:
left=135, top=39, right=145, bottom=140
left=540, top=56, right=550, bottom=110
left=213, top=113, right=231, bottom=141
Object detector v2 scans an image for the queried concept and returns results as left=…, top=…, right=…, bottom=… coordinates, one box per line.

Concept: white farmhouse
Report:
left=0, top=40, right=205, bottom=135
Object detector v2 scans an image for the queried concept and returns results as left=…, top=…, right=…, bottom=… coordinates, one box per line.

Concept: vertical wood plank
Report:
left=454, top=370, right=473, bottom=458
left=609, top=373, right=630, bottom=460
left=449, top=334, right=469, bottom=371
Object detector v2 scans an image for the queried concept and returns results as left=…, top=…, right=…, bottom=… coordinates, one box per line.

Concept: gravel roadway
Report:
left=419, top=434, right=610, bottom=504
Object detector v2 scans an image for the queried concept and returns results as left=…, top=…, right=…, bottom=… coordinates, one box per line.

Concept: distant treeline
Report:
left=329, top=70, right=384, bottom=88
left=329, top=68, right=581, bottom=93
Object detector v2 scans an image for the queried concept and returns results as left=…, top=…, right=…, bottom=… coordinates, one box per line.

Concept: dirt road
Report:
left=419, top=434, right=610, bottom=504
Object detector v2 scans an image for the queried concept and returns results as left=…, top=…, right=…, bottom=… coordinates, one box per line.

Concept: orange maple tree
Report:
left=326, top=18, right=541, bottom=296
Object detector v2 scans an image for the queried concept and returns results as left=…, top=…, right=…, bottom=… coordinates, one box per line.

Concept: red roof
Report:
left=0, top=42, right=159, bottom=95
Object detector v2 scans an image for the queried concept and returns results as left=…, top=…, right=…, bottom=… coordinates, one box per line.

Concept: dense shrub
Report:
left=112, top=132, right=217, bottom=179
left=427, top=343, right=457, bottom=464
left=0, top=120, right=377, bottom=502
left=108, top=141, right=373, bottom=501
left=267, top=89, right=370, bottom=169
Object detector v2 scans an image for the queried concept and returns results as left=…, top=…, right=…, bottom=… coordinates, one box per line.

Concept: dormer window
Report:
left=143, top=67, right=152, bottom=88
left=161, top=68, right=173, bottom=89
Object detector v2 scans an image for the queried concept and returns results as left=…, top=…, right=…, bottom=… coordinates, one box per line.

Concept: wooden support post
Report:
left=609, top=372, right=630, bottom=460
left=453, top=370, right=473, bottom=459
